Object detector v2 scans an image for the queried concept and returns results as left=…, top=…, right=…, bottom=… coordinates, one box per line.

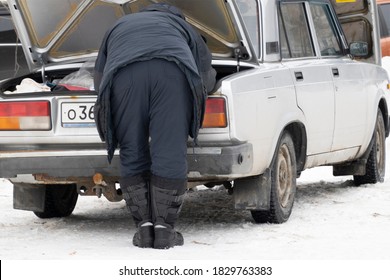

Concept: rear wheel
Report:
left=354, top=110, right=386, bottom=186
left=33, top=184, right=78, bottom=218
left=251, top=132, right=297, bottom=223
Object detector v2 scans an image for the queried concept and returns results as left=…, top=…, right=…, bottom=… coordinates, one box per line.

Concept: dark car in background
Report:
left=0, top=2, right=28, bottom=80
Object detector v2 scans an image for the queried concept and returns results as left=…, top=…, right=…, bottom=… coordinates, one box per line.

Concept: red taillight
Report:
left=0, top=101, right=51, bottom=130
left=202, top=98, right=227, bottom=128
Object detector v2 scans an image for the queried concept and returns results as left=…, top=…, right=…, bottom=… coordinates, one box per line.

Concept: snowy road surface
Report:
left=1, top=143, right=390, bottom=260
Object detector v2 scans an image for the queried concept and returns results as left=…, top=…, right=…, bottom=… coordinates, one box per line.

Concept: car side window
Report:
left=378, top=3, right=390, bottom=38
left=279, top=2, right=314, bottom=59
left=236, top=0, right=260, bottom=58
left=310, top=3, right=342, bottom=56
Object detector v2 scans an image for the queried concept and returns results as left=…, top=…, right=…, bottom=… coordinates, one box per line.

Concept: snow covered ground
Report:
left=1, top=144, right=390, bottom=261
left=1, top=57, right=390, bottom=278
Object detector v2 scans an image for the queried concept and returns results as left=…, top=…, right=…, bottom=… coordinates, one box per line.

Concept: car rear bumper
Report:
left=0, top=143, right=253, bottom=180
left=187, top=142, right=253, bottom=178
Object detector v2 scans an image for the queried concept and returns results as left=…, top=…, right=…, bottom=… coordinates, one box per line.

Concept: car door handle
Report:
left=332, top=68, right=339, bottom=77
left=294, top=71, right=304, bottom=81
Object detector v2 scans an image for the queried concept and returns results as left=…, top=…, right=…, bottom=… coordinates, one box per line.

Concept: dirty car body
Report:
left=0, top=0, right=389, bottom=223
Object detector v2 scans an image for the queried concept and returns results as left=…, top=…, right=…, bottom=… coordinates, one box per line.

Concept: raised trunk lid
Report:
left=6, top=0, right=255, bottom=72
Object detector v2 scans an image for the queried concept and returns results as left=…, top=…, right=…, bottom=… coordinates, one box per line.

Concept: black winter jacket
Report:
left=94, top=3, right=216, bottom=163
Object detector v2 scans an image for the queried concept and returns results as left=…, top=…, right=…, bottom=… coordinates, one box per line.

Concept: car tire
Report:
left=33, top=184, right=78, bottom=218
left=251, top=132, right=297, bottom=223
left=353, top=110, right=386, bottom=186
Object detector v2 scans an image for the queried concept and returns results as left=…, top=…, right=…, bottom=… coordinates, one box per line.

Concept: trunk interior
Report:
left=0, top=64, right=253, bottom=97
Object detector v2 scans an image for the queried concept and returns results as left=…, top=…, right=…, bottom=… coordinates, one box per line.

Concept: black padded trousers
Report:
left=111, top=59, right=193, bottom=180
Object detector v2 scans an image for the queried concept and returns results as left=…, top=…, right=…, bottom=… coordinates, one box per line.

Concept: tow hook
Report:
left=77, top=173, right=123, bottom=202
left=92, top=173, right=106, bottom=198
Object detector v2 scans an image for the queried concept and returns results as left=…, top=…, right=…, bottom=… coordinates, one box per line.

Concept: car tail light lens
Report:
left=0, top=101, right=51, bottom=130
left=202, top=97, right=227, bottom=128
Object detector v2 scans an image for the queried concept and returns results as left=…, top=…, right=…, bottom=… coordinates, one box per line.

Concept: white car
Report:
left=0, top=0, right=389, bottom=224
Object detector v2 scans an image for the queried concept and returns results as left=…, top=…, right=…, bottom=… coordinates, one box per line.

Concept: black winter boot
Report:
left=154, top=225, right=184, bottom=249
left=150, top=175, right=187, bottom=249
left=120, top=174, right=154, bottom=248
left=132, top=222, right=154, bottom=248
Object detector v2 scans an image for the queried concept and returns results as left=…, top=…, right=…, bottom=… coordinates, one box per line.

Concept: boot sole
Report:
left=134, top=239, right=154, bottom=248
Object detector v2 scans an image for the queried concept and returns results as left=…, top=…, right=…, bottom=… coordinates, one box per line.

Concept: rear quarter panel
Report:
left=219, top=64, right=305, bottom=176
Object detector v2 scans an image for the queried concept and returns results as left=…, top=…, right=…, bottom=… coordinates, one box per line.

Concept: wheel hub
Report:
left=277, top=144, right=292, bottom=208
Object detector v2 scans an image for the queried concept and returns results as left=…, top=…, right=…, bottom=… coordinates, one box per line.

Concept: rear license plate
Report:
left=61, top=102, right=95, bottom=127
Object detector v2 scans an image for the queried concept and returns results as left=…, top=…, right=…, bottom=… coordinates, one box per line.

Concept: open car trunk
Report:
left=0, top=63, right=253, bottom=96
